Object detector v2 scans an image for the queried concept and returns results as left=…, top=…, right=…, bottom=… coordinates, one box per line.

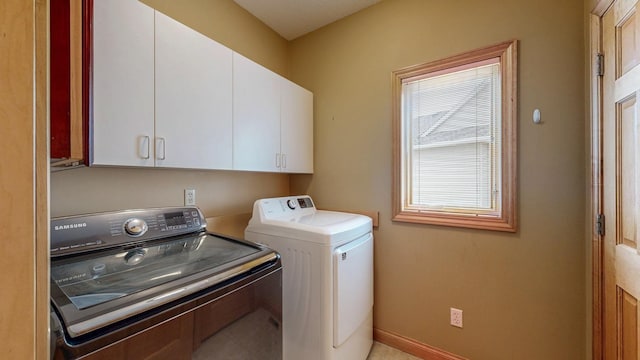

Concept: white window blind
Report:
left=402, top=60, right=501, bottom=214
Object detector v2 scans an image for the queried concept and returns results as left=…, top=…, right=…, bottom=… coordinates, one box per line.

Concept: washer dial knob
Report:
left=124, top=249, right=146, bottom=266
left=124, top=218, right=148, bottom=237
left=286, top=199, right=297, bottom=210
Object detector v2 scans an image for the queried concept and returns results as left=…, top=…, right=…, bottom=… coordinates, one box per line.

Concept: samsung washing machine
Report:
left=245, top=195, right=373, bottom=360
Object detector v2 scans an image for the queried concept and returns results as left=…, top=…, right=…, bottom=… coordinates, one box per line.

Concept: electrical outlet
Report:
left=184, top=189, right=196, bottom=206
left=450, top=308, right=463, bottom=328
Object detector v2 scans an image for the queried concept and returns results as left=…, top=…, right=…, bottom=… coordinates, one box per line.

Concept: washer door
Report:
left=333, top=232, right=373, bottom=347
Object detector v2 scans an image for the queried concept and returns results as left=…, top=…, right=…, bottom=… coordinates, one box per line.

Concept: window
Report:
left=392, top=40, right=517, bottom=232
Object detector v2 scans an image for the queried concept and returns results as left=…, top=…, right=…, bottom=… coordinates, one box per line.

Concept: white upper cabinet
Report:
left=233, top=53, right=314, bottom=173
left=155, top=12, right=233, bottom=169
left=92, top=0, right=155, bottom=166
left=233, top=53, right=282, bottom=172
left=280, top=78, right=313, bottom=173
left=91, top=0, right=312, bottom=172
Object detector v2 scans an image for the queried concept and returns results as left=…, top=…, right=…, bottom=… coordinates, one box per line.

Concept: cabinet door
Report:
left=50, top=0, right=70, bottom=159
left=280, top=78, right=313, bottom=173
left=155, top=12, right=233, bottom=169
left=233, top=53, right=281, bottom=172
left=91, top=0, right=155, bottom=166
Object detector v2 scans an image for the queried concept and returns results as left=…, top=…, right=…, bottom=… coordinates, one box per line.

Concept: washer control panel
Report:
left=51, top=207, right=206, bottom=257
left=254, top=196, right=316, bottom=220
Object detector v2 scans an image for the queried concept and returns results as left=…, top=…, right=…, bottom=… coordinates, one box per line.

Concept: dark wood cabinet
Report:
left=50, top=0, right=71, bottom=159
left=50, top=0, right=87, bottom=167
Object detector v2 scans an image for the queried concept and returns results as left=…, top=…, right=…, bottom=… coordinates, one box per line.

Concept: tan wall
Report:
left=289, top=0, right=587, bottom=359
left=141, top=0, right=289, bottom=77
left=51, top=167, right=288, bottom=217
left=51, top=0, right=291, bottom=221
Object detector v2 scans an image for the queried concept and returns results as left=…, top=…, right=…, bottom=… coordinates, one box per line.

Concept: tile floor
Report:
left=367, top=341, right=421, bottom=360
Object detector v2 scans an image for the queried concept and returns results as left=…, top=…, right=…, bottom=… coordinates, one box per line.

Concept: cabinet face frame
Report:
left=82, top=0, right=91, bottom=164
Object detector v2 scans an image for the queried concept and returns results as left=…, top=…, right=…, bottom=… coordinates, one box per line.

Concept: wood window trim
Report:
left=391, top=40, right=518, bottom=232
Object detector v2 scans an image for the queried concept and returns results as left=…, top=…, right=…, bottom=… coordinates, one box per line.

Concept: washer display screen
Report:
left=164, top=212, right=186, bottom=227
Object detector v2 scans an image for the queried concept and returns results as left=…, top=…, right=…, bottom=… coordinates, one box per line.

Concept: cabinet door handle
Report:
left=139, top=136, right=150, bottom=159
left=157, top=137, right=166, bottom=160
left=275, top=153, right=281, bottom=168
left=282, top=154, right=287, bottom=169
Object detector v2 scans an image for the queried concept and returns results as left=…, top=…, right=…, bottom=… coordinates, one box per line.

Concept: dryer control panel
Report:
left=254, top=196, right=316, bottom=220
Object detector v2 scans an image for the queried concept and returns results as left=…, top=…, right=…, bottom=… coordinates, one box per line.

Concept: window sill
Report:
left=392, top=210, right=516, bottom=232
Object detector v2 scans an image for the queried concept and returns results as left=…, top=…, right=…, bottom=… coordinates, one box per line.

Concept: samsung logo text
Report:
left=54, top=223, right=87, bottom=231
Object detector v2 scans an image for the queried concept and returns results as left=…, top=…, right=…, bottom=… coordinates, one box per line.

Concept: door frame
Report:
left=1, top=0, right=49, bottom=358
left=36, top=0, right=50, bottom=356
left=590, top=1, right=612, bottom=359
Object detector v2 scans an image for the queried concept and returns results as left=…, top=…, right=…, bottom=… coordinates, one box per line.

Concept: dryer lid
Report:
left=246, top=196, right=372, bottom=244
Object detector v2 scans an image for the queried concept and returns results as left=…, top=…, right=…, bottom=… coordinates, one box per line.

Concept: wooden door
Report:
left=602, top=0, right=640, bottom=357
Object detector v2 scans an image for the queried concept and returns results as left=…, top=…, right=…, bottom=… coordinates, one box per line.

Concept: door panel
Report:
left=155, top=12, right=233, bottom=170
left=619, top=96, right=637, bottom=248
left=232, top=53, right=281, bottom=172
left=333, top=233, right=373, bottom=347
left=91, top=0, right=155, bottom=166
left=603, top=0, right=640, bottom=358
left=619, top=10, right=639, bottom=76
left=616, top=244, right=640, bottom=300
left=280, top=78, right=314, bottom=173
left=619, top=289, right=638, bottom=360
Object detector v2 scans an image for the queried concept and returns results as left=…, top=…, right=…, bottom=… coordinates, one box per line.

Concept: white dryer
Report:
left=245, top=195, right=373, bottom=360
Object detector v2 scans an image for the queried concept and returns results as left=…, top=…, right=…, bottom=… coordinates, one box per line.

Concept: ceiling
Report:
left=233, top=0, right=382, bottom=40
